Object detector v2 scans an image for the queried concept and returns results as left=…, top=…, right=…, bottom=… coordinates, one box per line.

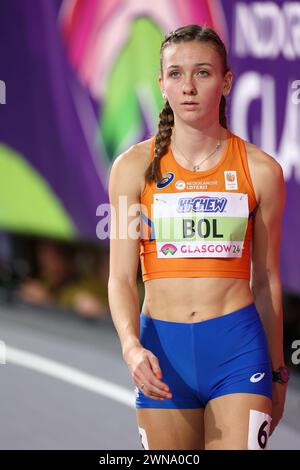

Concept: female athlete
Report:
left=108, top=24, right=288, bottom=450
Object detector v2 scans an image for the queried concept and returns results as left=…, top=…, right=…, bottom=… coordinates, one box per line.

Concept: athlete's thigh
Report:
left=204, top=393, right=272, bottom=450
left=136, top=407, right=205, bottom=450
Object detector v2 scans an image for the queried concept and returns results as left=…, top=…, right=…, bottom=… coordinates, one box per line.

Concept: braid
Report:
left=145, top=24, right=231, bottom=185
left=219, top=95, right=228, bottom=129
left=145, top=100, right=174, bottom=184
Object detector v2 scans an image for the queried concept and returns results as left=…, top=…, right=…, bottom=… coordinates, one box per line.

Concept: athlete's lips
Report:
left=181, top=101, right=199, bottom=105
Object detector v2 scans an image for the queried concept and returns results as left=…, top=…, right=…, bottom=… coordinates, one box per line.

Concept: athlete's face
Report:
left=158, top=41, right=232, bottom=125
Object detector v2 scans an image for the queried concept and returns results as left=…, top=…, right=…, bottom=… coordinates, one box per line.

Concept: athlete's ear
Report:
left=158, top=74, right=167, bottom=101
left=223, top=70, right=233, bottom=97
left=158, top=74, right=164, bottom=94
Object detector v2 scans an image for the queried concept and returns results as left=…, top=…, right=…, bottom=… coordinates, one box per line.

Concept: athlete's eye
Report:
left=168, top=70, right=209, bottom=78
left=168, top=71, right=180, bottom=77
left=198, top=70, right=209, bottom=77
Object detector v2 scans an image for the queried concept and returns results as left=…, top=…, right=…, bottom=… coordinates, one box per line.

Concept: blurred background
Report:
left=0, top=0, right=299, bottom=450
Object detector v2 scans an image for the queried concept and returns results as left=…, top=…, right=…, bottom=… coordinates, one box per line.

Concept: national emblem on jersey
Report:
left=224, top=170, right=238, bottom=190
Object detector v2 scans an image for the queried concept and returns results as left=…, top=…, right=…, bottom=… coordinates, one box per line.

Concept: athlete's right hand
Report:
left=124, top=345, right=172, bottom=400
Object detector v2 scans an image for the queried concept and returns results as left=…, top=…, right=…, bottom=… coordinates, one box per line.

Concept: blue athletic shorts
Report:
left=135, top=302, right=273, bottom=409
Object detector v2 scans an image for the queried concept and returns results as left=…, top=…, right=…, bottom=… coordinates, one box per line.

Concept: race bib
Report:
left=153, top=191, right=249, bottom=259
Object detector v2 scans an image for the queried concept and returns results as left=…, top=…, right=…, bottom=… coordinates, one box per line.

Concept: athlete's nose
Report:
left=182, top=77, right=197, bottom=96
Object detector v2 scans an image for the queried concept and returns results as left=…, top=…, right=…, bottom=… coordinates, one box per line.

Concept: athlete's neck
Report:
left=170, top=122, right=227, bottom=162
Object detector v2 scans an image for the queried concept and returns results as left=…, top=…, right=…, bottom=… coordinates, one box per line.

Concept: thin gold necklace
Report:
left=171, top=132, right=221, bottom=171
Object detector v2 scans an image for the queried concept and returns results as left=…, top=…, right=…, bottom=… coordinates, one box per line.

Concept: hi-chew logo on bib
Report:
left=153, top=191, right=249, bottom=259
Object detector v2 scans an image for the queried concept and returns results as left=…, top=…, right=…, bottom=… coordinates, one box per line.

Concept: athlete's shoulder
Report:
left=242, top=136, right=282, bottom=173
left=109, top=137, right=154, bottom=197
left=133, top=136, right=154, bottom=153
left=112, top=136, right=154, bottom=170
left=242, top=137, right=285, bottom=206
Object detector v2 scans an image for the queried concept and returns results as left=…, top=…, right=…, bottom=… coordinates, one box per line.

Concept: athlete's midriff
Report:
left=141, top=277, right=254, bottom=323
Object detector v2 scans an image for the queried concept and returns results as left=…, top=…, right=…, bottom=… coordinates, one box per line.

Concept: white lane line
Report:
left=6, top=346, right=135, bottom=408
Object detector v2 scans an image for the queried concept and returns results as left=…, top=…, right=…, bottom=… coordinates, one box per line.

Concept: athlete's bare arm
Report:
left=108, top=141, right=170, bottom=400
left=108, top=145, right=143, bottom=359
left=248, top=144, right=287, bottom=436
left=249, top=144, right=286, bottom=369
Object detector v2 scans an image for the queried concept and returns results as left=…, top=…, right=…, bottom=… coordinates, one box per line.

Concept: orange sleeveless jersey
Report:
left=139, top=129, right=258, bottom=282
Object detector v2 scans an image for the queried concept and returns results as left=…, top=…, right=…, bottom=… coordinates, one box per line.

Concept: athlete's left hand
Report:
left=269, top=382, right=288, bottom=436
